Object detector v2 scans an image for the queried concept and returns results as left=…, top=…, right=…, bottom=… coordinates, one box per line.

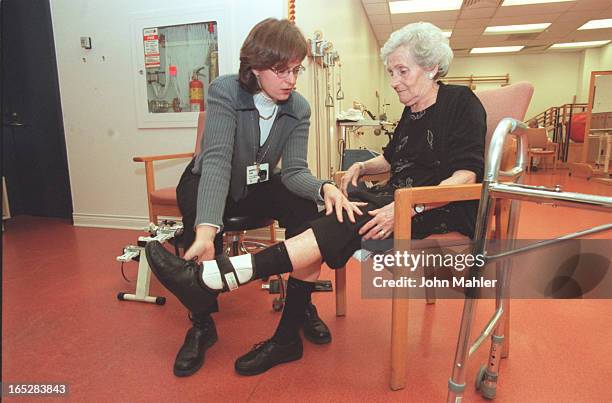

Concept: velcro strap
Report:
left=215, top=254, right=239, bottom=292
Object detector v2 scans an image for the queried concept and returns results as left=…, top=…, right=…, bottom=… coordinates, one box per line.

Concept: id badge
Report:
left=246, top=162, right=270, bottom=185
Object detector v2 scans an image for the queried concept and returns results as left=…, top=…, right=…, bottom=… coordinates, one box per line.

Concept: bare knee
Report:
left=291, top=263, right=321, bottom=282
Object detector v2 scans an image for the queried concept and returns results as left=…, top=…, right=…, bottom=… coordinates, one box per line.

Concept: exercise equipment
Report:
left=116, top=221, right=183, bottom=305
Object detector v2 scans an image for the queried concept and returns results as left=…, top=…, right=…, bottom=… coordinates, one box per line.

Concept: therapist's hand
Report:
left=322, top=183, right=366, bottom=224
left=184, top=225, right=217, bottom=262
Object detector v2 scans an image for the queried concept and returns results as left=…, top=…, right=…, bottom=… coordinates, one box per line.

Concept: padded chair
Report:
left=526, top=127, right=557, bottom=173
left=133, top=111, right=276, bottom=256
left=333, top=81, right=534, bottom=391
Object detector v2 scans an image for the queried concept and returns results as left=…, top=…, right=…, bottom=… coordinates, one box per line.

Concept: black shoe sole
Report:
left=234, top=349, right=303, bottom=376
left=173, top=333, right=218, bottom=377
left=303, top=330, right=331, bottom=345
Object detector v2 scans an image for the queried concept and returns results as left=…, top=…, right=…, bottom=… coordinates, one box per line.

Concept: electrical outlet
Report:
left=80, top=36, right=92, bottom=49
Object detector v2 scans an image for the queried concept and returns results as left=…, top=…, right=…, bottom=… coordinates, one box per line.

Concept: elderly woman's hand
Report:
left=359, top=201, right=396, bottom=240
left=339, top=162, right=363, bottom=197
left=323, top=183, right=366, bottom=223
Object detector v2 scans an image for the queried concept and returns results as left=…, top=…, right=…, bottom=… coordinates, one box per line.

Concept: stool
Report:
left=223, top=216, right=276, bottom=256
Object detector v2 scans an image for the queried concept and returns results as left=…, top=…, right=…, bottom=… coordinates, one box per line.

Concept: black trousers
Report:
left=176, top=159, right=320, bottom=314
left=309, top=189, right=477, bottom=269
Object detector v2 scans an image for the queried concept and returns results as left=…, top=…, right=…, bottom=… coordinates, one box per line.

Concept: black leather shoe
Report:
left=145, top=241, right=217, bottom=314
left=174, top=315, right=218, bottom=377
left=302, top=303, right=331, bottom=344
left=234, top=338, right=303, bottom=376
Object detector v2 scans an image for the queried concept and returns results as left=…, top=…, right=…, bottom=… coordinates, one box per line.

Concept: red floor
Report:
left=2, top=171, right=611, bottom=402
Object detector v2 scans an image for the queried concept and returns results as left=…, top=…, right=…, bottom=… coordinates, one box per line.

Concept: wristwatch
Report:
left=413, top=204, right=425, bottom=214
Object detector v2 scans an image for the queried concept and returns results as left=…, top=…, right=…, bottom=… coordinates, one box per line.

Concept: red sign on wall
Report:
left=143, top=27, right=160, bottom=68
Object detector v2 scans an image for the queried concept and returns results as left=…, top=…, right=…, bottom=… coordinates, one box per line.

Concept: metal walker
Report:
left=447, top=118, right=612, bottom=402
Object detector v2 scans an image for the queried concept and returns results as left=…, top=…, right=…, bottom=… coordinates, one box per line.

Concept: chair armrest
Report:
left=393, top=184, right=482, bottom=239
left=133, top=152, right=195, bottom=201
left=133, top=152, right=194, bottom=163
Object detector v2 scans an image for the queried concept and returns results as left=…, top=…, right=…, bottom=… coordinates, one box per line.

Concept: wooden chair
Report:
left=332, top=82, right=534, bottom=391
left=133, top=111, right=276, bottom=253
left=526, top=127, right=557, bottom=173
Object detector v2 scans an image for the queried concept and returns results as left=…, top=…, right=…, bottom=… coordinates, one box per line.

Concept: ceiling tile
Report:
left=476, top=36, right=529, bottom=46
left=452, top=49, right=471, bottom=57
left=494, top=2, right=575, bottom=18
left=489, top=14, right=562, bottom=25
left=553, top=9, right=610, bottom=23
left=453, top=27, right=486, bottom=36
left=569, top=0, right=612, bottom=11
left=361, top=0, right=611, bottom=56
left=454, top=17, right=491, bottom=28
left=363, top=3, right=390, bottom=15
left=544, top=21, right=582, bottom=34
left=460, top=6, right=497, bottom=19
left=369, top=14, right=392, bottom=25
left=390, top=10, right=459, bottom=24
left=563, top=28, right=612, bottom=41
left=372, top=24, right=393, bottom=35
left=450, top=37, right=481, bottom=47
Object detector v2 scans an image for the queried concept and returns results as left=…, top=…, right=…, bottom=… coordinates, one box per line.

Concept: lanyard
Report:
left=254, top=113, right=278, bottom=164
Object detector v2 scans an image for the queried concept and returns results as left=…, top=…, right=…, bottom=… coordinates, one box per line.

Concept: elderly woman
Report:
left=146, top=21, right=486, bottom=375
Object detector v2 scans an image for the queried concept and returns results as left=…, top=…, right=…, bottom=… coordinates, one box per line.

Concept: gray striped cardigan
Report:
left=192, top=74, right=328, bottom=229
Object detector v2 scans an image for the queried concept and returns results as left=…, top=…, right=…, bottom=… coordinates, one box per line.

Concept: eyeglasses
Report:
left=271, top=65, right=305, bottom=79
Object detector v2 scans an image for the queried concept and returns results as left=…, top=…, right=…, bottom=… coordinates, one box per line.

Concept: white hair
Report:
left=380, top=22, right=453, bottom=79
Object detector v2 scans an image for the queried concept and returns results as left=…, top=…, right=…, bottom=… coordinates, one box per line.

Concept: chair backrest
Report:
left=194, top=111, right=207, bottom=156
left=526, top=128, right=549, bottom=149
left=475, top=82, right=534, bottom=150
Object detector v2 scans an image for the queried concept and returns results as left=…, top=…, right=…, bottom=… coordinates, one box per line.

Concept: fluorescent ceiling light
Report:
left=578, top=19, right=612, bottom=30
left=470, top=46, right=525, bottom=54
left=485, top=23, right=551, bottom=34
left=550, top=40, right=611, bottom=49
left=502, top=0, right=575, bottom=6
left=389, top=0, right=462, bottom=14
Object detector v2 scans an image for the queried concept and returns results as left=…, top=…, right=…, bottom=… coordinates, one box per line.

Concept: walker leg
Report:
left=446, top=297, right=477, bottom=403
left=501, top=299, right=510, bottom=359
left=476, top=294, right=508, bottom=399
left=476, top=331, right=504, bottom=399
left=447, top=297, right=478, bottom=403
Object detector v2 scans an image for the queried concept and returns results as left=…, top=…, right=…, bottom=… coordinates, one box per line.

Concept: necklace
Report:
left=410, top=84, right=439, bottom=120
left=258, top=105, right=277, bottom=120
left=409, top=110, right=426, bottom=120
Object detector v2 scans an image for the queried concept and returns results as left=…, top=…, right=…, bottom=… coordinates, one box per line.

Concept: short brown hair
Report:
left=238, top=18, right=308, bottom=94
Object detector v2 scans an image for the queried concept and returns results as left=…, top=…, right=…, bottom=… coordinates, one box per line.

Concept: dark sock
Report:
left=272, top=277, right=315, bottom=344
left=252, top=242, right=293, bottom=279
left=189, top=311, right=213, bottom=329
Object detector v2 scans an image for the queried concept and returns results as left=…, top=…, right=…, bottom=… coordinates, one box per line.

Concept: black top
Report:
left=383, top=82, right=486, bottom=191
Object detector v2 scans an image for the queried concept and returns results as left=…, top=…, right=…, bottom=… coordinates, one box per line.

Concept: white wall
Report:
left=449, top=52, right=583, bottom=119
left=295, top=0, right=394, bottom=177
left=50, top=0, right=285, bottom=228
left=600, top=43, right=612, bottom=70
